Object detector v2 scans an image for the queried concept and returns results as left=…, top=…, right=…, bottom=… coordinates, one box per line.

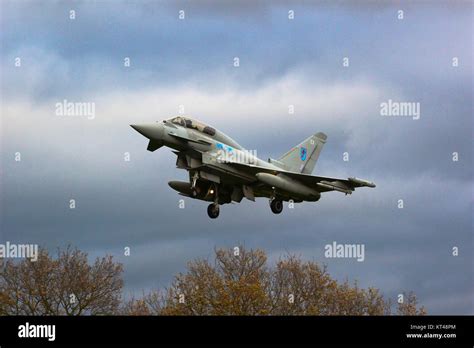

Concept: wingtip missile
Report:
left=348, top=177, right=376, bottom=188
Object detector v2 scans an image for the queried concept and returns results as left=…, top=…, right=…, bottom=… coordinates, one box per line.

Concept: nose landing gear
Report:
left=270, top=199, right=283, bottom=214
left=191, top=172, right=199, bottom=197
left=207, top=183, right=220, bottom=219
left=207, top=203, right=220, bottom=219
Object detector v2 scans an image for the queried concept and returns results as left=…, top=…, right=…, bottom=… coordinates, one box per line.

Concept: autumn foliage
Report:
left=0, top=247, right=123, bottom=315
left=124, top=246, right=426, bottom=316
left=0, top=245, right=425, bottom=315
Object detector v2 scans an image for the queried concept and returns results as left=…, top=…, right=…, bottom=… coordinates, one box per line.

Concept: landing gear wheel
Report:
left=270, top=199, right=283, bottom=214
left=207, top=203, right=220, bottom=219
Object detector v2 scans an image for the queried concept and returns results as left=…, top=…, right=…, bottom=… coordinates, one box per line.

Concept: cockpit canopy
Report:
left=169, top=116, right=216, bottom=136
left=165, top=116, right=243, bottom=150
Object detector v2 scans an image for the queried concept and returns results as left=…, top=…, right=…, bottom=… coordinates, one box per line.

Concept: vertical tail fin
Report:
left=277, top=132, right=327, bottom=174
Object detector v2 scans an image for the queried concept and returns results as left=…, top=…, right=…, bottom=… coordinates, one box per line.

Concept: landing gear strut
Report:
left=206, top=182, right=220, bottom=218
left=191, top=172, right=199, bottom=197
left=270, top=199, right=283, bottom=214
left=207, top=203, right=220, bottom=219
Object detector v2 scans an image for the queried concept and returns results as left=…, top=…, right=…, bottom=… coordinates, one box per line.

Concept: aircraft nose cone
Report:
left=130, top=123, right=164, bottom=140
left=130, top=124, right=152, bottom=137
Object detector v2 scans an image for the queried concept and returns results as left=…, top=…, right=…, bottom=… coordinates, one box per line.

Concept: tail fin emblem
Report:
left=300, top=147, right=307, bottom=161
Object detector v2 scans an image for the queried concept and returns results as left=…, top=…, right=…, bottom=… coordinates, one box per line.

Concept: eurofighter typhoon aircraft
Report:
left=131, top=117, right=375, bottom=218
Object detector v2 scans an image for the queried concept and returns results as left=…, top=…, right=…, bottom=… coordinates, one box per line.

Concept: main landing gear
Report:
left=270, top=199, right=283, bottom=214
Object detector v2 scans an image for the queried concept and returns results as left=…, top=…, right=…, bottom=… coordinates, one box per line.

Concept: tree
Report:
left=159, top=247, right=272, bottom=315
left=0, top=245, right=425, bottom=316
left=121, top=291, right=164, bottom=316
left=123, top=246, right=426, bottom=315
left=397, top=291, right=426, bottom=315
left=0, top=246, right=123, bottom=315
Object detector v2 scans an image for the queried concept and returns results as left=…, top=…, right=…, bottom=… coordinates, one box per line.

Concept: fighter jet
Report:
left=131, top=116, right=375, bottom=218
